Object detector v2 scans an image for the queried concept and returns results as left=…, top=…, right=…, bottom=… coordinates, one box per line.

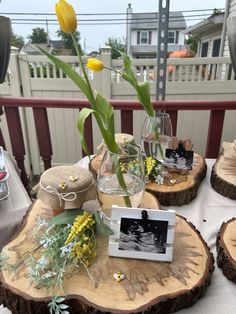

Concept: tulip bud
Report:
left=55, top=0, right=77, bottom=34
left=86, top=58, right=104, bottom=72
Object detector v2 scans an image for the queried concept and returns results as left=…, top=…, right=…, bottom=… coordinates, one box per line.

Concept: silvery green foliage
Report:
left=48, top=297, right=69, bottom=314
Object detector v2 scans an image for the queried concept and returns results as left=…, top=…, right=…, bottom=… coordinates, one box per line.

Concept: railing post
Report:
left=4, top=107, right=28, bottom=189
left=205, top=110, right=225, bottom=158
left=18, top=54, right=41, bottom=175
left=33, top=108, right=53, bottom=170
left=100, top=46, right=112, bottom=99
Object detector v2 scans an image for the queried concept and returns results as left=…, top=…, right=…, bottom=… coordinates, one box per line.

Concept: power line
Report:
left=10, top=18, right=212, bottom=26
left=0, top=8, right=224, bottom=16
left=10, top=13, right=216, bottom=22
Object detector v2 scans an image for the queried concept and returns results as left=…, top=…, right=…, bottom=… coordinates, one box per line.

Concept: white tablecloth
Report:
left=77, top=157, right=236, bottom=314
left=0, top=152, right=32, bottom=247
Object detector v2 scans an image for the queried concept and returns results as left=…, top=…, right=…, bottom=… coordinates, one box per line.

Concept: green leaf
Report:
left=49, top=208, right=83, bottom=226
left=59, top=304, right=69, bottom=309
left=119, top=51, right=136, bottom=79
left=94, top=211, right=113, bottom=236
left=95, top=94, right=115, bottom=136
left=77, top=108, right=95, bottom=155
left=38, top=47, right=94, bottom=105
left=137, top=81, right=155, bottom=117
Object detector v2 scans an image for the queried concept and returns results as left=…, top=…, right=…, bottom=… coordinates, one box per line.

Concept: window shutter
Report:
left=137, top=31, right=140, bottom=44
left=175, top=31, right=179, bottom=44
left=149, top=31, right=152, bottom=44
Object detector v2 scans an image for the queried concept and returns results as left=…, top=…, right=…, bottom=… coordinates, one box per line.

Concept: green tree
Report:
left=185, top=36, right=199, bottom=53
left=11, top=31, right=25, bottom=49
left=56, top=29, right=80, bottom=55
left=28, top=28, right=48, bottom=44
left=105, top=37, right=126, bottom=59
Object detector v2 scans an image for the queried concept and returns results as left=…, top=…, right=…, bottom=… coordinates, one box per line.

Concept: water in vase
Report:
left=97, top=173, right=145, bottom=217
left=141, top=134, right=171, bottom=161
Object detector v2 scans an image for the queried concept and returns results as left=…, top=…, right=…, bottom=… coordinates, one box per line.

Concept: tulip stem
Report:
left=71, top=33, right=94, bottom=99
left=71, top=33, right=131, bottom=208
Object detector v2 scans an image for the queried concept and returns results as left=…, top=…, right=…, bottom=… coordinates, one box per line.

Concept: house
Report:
left=19, top=40, right=71, bottom=55
left=20, top=43, right=54, bottom=55
left=184, top=12, right=225, bottom=57
left=126, top=4, right=187, bottom=59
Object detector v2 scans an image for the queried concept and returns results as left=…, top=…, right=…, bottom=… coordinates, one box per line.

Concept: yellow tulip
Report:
left=86, top=58, right=104, bottom=72
left=55, top=0, right=77, bottom=34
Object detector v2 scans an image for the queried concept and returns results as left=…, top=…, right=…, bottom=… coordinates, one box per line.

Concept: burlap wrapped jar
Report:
left=35, top=165, right=97, bottom=215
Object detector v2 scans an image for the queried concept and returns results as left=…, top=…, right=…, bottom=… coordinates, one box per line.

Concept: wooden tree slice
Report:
left=211, top=142, right=236, bottom=199
left=217, top=217, right=236, bottom=283
left=0, top=200, right=214, bottom=314
left=146, top=153, right=207, bottom=206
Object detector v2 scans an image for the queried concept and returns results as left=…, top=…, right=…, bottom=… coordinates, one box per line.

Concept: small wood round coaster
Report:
left=217, top=217, right=236, bottom=283
left=211, top=142, right=236, bottom=199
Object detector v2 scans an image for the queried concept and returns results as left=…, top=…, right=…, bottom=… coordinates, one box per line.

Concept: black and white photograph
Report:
left=163, top=148, right=194, bottom=171
left=119, top=217, right=168, bottom=254
left=109, top=206, right=176, bottom=262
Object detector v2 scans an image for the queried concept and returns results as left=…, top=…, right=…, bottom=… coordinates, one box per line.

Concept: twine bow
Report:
left=45, top=185, right=77, bottom=206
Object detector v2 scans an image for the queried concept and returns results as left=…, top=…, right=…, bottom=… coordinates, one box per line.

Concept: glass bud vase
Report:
left=97, top=144, right=145, bottom=218
left=141, top=112, right=173, bottom=161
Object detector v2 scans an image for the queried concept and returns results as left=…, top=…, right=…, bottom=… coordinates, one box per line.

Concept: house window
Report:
left=168, top=31, right=176, bottom=44
left=140, top=31, right=148, bottom=44
left=212, top=38, right=221, bottom=57
left=201, top=42, right=209, bottom=57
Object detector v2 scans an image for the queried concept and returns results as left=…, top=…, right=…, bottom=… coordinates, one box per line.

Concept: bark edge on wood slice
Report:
left=211, top=142, right=236, bottom=199
left=146, top=153, right=207, bottom=206
left=217, top=217, right=236, bottom=283
left=0, top=200, right=215, bottom=314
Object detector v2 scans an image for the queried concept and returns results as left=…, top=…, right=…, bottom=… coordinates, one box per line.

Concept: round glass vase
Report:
left=141, top=112, right=173, bottom=161
left=97, top=144, right=145, bottom=219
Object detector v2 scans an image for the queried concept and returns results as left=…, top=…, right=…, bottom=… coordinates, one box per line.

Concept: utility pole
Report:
left=156, top=0, right=170, bottom=101
left=46, top=18, right=50, bottom=44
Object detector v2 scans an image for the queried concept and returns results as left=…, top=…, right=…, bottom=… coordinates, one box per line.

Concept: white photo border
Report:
left=108, top=206, right=176, bottom=262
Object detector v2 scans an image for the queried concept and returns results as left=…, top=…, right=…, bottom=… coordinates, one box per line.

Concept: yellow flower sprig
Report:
left=65, top=211, right=95, bottom=244
left=145, top=157, right=156, bottom=176
left=65, top=211, right=96, bottom=267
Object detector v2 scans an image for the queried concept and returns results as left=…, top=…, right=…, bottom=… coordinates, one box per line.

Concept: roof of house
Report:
left=184, top=12, right=224, bottom=35
left=20, top=43, right=53, bottom=55
left=49, top=40, right=64, bottom=49
left=130, top=11, right=187, bottom=30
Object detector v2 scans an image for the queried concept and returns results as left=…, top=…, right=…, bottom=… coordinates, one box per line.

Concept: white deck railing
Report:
left=21, top=54, right=235, bottom=83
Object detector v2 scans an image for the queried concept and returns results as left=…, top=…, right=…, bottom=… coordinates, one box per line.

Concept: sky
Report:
left=0, top=0, right=227, bottom=52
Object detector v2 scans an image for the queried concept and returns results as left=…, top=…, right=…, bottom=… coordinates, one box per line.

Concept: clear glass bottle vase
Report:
left=141, top=112, right=173, bottom=161
left=97, top=144, right=145, bottom=218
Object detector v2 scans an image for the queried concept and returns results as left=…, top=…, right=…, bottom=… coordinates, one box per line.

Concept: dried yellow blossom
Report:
left=65, top=211, right=95, bottom=244
left=145, top=157, right=156, bottom=176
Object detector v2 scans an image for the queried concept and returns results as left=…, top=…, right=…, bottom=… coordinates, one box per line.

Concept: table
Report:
left=0, top=151, right=32, bottom=247
left=1, top=158, right=236, bottom=313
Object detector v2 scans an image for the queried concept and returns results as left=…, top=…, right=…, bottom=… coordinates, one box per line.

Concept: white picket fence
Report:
left=0, top=49, right=236, bottom=175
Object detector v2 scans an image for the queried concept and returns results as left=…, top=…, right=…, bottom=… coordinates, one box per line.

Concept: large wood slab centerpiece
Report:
left=217, top=217, right=236, bottom=282
left=0, top=199, right=214, bottom=314
left=90, top=153, right=207, bottom=207
left=211, top=141, right=236, bottom=199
